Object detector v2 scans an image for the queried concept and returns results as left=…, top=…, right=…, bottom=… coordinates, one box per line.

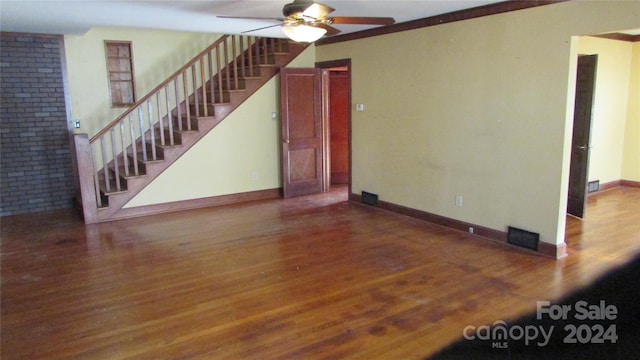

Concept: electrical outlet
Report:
left=73, top=120, right=80, bottom=129
left=455, top=195, right=463, bottom=207
left=469, top=227, right=474, bottom=234
left=252, top=171, right=259, bottom=181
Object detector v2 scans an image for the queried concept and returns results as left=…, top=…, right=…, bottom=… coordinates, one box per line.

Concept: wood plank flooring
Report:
left=1, top=186, right=639, bottom=359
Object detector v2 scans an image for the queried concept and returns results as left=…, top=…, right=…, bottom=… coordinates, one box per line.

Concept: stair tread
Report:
left=147, top=157, right=165, bottom=162
left=99, top=181, right=128, bottom=195
left=177, top=114, right=216, bottom=120
left=103, top=189, right=128, bottom=196
left=210, top=88, right=246, bottom=93
left=121, top=173, right=147, bottom=180
left=154, top=143, right=183, bottom=149
left=110, top=166, right=146, bottom=178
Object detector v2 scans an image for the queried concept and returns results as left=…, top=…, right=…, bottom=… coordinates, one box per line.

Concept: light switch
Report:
left=356, top=104, right=365, bottom=112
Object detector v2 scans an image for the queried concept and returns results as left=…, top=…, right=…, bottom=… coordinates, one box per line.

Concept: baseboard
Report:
left=539, top=241, right=567, bottom=259
left=350, top=192, right=566, bottom=259
left=621, top=180, right=640, bottom=188
left=588, top=179, right=640, bottom=197
left=591, top=180, right=622, bottom=195
left=106, top=188, right=282, bottom=221
left=331, top=172, right=349, bottom=185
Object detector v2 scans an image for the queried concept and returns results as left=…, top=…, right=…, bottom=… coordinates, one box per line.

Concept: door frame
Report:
left=315, top=59, right=352, bottom=196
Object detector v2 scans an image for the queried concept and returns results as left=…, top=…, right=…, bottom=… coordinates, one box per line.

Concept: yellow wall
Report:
left=64, top=28, right=222, bottom=137
left=577, top=36, right=634, bottom=184
left=622, top=42, right=640, bottom=182
left=315, top=1, right=640, bottom=246
left=125, top=46, right=317, bottom=207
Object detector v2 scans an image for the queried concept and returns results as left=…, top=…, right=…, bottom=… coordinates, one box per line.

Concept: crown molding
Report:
left=317, top=0, right=568, bottom=46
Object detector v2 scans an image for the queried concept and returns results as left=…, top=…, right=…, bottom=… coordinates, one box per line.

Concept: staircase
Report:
left=73, top=35, right=307, bottom=223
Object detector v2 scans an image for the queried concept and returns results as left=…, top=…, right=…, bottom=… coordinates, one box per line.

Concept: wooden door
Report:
left=567, top=55, right=597, bottom=218
left=280, top=68, right=324, bottom=198
left=329, top=70, right=350, bottom=185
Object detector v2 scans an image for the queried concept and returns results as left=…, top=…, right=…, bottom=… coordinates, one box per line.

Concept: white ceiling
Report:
left=0, top=0, right=504, bottom=38
left=618, top=28, right=640, bottom=36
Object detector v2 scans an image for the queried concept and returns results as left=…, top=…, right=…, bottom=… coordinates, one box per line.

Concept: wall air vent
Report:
left=361, top=191, right=379, bottom=206
left=507, top=226, right=540, bottom=251
left=587, top=180, right=600, bottom=193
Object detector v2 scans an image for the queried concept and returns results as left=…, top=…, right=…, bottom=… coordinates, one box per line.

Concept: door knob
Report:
left=577, top=145, right=588, bottom=150
left=284, top=139, right=290, bottom=144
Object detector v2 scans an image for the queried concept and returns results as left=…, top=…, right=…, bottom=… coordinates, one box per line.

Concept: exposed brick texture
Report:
left=1, top=33, right=74, bottom=216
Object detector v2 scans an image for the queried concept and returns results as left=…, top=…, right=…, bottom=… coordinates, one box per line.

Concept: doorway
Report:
left=279, top=59, right=351, bottom=199
left=318, top=59, right=351, bottom=197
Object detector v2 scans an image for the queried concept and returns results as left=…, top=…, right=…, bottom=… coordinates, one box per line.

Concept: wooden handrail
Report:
left=90, top=35, right=230, bottom=143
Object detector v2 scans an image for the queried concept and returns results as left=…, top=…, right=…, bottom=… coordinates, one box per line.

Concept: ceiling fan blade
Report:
left=218, top=16, right=283, bottom=22
left=242, top=24, right=282, bottom=34
left=330, top=17, right=395, bottom=26
left=314, top=23, right=341, bottom=37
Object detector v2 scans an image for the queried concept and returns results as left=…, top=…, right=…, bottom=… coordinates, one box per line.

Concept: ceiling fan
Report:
left=218, top=0, right=395, bottom=42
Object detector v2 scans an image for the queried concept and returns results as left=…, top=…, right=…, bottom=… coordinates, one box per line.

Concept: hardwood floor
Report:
left=1, top=186, right=639, bottom=359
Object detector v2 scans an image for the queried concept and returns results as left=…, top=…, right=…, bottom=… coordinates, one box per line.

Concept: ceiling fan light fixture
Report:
left=281, top=24, right=327, bottom=42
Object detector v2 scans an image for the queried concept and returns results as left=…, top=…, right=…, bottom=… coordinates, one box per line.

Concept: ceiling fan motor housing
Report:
left=283, top=0, right=334, bottom=18
left=283, top=0, right=311, bottom=17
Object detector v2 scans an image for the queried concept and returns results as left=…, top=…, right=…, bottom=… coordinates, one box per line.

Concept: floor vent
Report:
left=587, top=180, right=600, bottom=193
left=507, top=226, right=539, bottom=251
left=361, top=191, right=379, bottom=206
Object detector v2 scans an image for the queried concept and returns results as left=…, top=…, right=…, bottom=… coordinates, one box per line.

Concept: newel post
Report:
left=73, top=134, right=99, bottom=224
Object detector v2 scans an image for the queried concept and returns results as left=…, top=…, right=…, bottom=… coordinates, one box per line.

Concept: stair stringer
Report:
left=96, top=43, right=308, bottom=222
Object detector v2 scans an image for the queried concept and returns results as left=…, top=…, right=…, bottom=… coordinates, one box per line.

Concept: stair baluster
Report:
left=109, top=129, right=121, bottom=191
left=163, top=87, right=174, bottom=146
left=128, top=113, right=139, bottom=176
left=215, top=47, right=222, bottom=105
left=147, top=100, right=157, bottom=161
left=156, top=93, right=165, bottom=145
left=171, top=80, right=180, bottom=133
left=182, top=76, right=192, bottom=131
left=119, top=121, right=129, bottom=178
left=138, top=107, right=147, bottom=163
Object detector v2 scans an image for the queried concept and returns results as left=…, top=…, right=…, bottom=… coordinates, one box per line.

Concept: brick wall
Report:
left=1, top=33, right=74, bottom=216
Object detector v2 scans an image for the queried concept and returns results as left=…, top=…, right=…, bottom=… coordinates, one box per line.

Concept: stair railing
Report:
left=84, top=35, right=286, bottom=209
